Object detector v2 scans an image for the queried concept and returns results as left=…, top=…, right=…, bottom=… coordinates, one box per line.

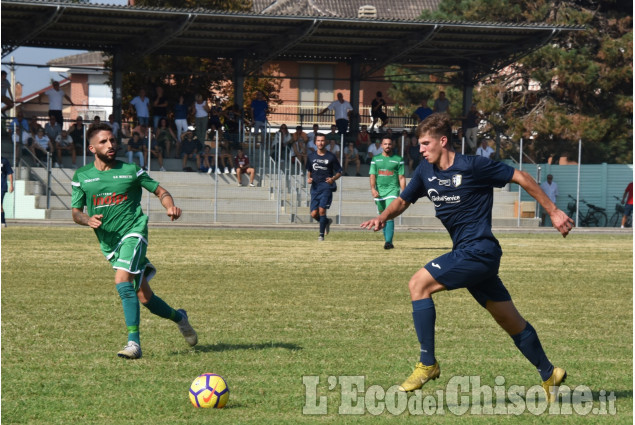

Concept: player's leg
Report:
left=318, top=188, right=333, bottom=238
left=114, top=268, right=142, bottom=359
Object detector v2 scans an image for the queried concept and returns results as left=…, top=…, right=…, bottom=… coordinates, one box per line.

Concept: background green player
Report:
left=369, top=136, right=406, bottom=249
left=71, top=123, right=197, bottom=359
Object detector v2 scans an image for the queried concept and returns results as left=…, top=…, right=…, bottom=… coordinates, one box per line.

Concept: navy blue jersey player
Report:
left=307, top=133, right=342, bottom=241
left=361, top=114, right=574, bottom=403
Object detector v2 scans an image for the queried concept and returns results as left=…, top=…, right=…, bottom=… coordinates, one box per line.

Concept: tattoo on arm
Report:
left=159, top=191, right=171, bottom=201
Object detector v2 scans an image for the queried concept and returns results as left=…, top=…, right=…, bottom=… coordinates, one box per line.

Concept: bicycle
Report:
left=567, top=195, right=608, bottom=227
left=608, top=195, right=632, bottom=227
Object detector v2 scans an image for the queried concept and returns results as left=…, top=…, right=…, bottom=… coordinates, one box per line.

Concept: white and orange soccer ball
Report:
left=189, top=373, right=229, bottom=408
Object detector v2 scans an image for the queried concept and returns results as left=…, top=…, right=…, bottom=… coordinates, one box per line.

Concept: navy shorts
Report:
left=310, top=183, right=333, bottom=211
left=624, top=204, right=633, bottom=217
left=424, top=248, right=511, bottom=308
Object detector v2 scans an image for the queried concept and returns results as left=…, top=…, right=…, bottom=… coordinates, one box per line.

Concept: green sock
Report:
left=116, top=282, right=140, bottom=345
left=384, top=219, right=395, bottom=243
left=142, top=294, right=182, bottom=323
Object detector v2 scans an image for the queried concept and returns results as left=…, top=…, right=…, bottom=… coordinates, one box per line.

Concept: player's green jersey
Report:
left=369, top=154, right=405, bottom=197
left=71, top=161, right=160, bottom=256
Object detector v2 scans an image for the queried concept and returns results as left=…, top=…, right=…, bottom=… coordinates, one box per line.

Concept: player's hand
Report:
left=167, top=206, right=181, bottom=221
left=307, top=177, right=313, bottom=184
left=87, top=214, right=103, bottom=229
left=360, top=217, right=385, bottom=232
left=371, top=188, right=379, bottom=199
left=550, top=208, right=574, bottom=237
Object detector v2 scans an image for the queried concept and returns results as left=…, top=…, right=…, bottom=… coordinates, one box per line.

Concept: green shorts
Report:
left=374, top=189, right=400, bottom=214
left=107, top=235, right=156, bottom=290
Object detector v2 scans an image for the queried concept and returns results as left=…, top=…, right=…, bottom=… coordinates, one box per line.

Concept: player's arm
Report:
left=326, top=172, right=341, bottom=184
left=8, top=172, right=14, bottom=193
left=361, top=196, right=411, bottom=232
left=307, top=170, right=313, bottom=185
left=154, top=185, right=181, bottom=221
left=510, top=169, right=573, bottom=237
left=370, top=173, right=379, bottom=199
left=399, top=174, right=406, bottom=192
left=72, top=207, right=103, bottom=229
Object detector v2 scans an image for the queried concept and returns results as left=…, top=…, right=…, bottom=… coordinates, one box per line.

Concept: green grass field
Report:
left=1, top=227, right=632, bottom=424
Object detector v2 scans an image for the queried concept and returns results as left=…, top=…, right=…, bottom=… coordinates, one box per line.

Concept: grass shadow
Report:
left=172, top=341, right=303, bottom=355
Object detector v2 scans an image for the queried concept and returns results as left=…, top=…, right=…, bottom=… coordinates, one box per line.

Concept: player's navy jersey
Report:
left=306, top=150, right=342, bottom=185
left=400, top=154, right=514, bottom=251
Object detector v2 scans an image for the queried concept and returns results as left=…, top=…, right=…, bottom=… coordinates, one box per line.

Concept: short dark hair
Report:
left=315, top=133, right=327, bottom=139
left=86, top=123, right=114, bottom=142
left=416, top=113, right=452, bottom=140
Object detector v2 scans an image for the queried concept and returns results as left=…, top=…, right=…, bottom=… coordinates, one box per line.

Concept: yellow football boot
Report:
left=398, top=361, right=440, bottom=392
left=541, top=367, right=567, bottom=403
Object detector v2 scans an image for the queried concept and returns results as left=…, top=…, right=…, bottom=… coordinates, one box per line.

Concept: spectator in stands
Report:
left=318, top=92, right=353, bottom=135
left=129, top=88, right=150, bottom=127
left=222, top=104, right=243, bottom=149
left=207, top=99, right=223, bottom=138
left=433, top=91, right=450, bottom=113
left=272, top=124, right=292, bottom=161
left=370, top=91, right=389, bottom=132
left=180, top=129, right=202, bottom=171
left=325, top=124, right=340, bottom=144
left=31, top=127, right=53, bottom=163
left=44, top=114, right=62, bottom=143
left=475, top=139, right=495, bottom=159
left=1, top=70, right=14, bottom=117
left=367, top=138, right=384, bottom=162
left=307, top=124, right=320, bottom=154
left=39, top=80, right=73, bottom=126
left=55, top=129, right=76, bottom=169
left=343, top=141, right=362, bottom=177
left=152, top=86, right=168, bottom=131
left=155, top=118, right=177, bottom=159
left=10, top=109, right=31, bottom=148
left=91, top=115, right=102, bottom=128
left=356, top=125, right=371, bottom=163
left=28, top=116, right=41, bottom=136
left=462, top=104, right=481, bottom=151
left=234, top=148, right=256, bottom=187
left=1, top=156, right=13, bottom=227
left=68, top=116, right=86, bottom=157
left=412, top=97, right=433, bottom=122
left=406, top=134, right=421, bottom=175
left=127, top=132, right=147, bottom=169
left=326, top=137, right=341, bottom=157
left=250, top=91, right=268, bottom=143
left=217, top=138, right=235, bottom=175
left=106, top=114, right=122, bottom=143
left=290, top=125, right=308, bottom=167
left=198, top=144, right=216, bottom=174
left=149, top=135, right=166, bottom=172
left=173, top=95, right=189, bottom=142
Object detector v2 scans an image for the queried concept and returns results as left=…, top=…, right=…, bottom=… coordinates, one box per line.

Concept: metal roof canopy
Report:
left=1, top=0, right=583, bottom=123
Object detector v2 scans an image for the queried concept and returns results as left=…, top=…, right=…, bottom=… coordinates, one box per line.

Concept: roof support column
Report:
left=349, top=56, right=361, bottom=135
left=112, top=49, right=123, bottom=129
left=462, top=63, right=474, bottom=117
left=233, top=53, right=245, bottom=112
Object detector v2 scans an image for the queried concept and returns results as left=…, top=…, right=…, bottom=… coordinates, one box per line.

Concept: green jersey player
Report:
left=369, top=136, right=406, bottom=249
left=71, top=123, right=197, bottom=359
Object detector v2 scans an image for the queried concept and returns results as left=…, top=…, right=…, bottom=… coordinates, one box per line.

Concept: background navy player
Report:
left=307, top=133, right=342, bottom=241
left=361, top=113, right=574, bottom=403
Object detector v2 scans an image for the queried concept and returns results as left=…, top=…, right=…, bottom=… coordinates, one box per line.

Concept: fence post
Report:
left=46, top=152, right=51, bottom=210
left=214, top=130, right=219, bottom=223
left=516, top=138, right=523, bottom=227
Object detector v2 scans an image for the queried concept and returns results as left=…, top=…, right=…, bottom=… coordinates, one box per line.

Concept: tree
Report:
left=412, top=0, right=633, bottom=164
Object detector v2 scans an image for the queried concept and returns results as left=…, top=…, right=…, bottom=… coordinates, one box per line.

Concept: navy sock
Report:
left=412, top=298, right=436, bottom=366
left=1, top=211, right=5, bottom=224
left=511, top=322, right=554, bottom=381
left=319, top=215, right=327, bottom=236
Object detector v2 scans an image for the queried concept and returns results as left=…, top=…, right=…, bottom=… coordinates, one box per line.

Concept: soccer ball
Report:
left=189, top=373, right=229, bottom=408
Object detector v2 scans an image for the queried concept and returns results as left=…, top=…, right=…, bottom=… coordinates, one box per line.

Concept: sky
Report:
left=1, top=0, right=128, bottom=98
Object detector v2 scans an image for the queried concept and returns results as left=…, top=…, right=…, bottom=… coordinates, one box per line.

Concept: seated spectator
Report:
left=366, top=138, right=383, bottom=162
left=149, top=137, right=166, bottom=171
left=28, top=116, right=41, bottom=137
left=356, top=125, right=371, bottom=162
left=155, top=118, right=177, bottom=158
left=290, top=126, right=308, bottom=167
left=197, top=145, right=216, bottom=174
left=343, top=142, right=361, bottom=177
left=234, top=148, right=256, bottom=187
left=218, top=138, right=235, bottom=174
left=44, top=114, right=62, bottom=143
left=127, top=132, right=147, bottom=168
left=406, top=135, right=421, bottom=175
left=180, top=129, right=202, bottom=171
left=68, top=116, right=87, bottom=154
left=31, top=127, right=53, bottom=163
left=91, top=115, right=102, bottom=128
left=55, top=129, right=76, bottom=168
left=326, top=138, right=340, bottom=157
left=106, top=114, right=122, bottom=143
left=271, top=124, right=291, bottom=161
left=325, top=124, right=340, bottom=143
left=306, top=123, right=320, bottom=147
left=10, top=110, right=32, bottom=151
left=475, top=139, right=495, bottom=159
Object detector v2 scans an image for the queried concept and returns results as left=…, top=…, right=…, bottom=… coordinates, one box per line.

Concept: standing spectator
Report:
left=91, top=116, right=102, bottom=128
left=621, top=181, right=633, bottom=229
left=319, top=92, right=353, bottom=135
left=290, top=125, right=308, bottom=167
left=367, top=138, right=384, bottom=162
left=360, top=113, right=572, bottom=400
left=222, top=104, right=243, bottom=149
left=31, top=127, right=53, bottom=162
left=433, top=91, right=450, bottom=113
left=39, top=80, right=73, bottom=126
left=1, top=70, right=14, bottom=117
left=44, top=114, right=62, bottom=143
left=234, top=148, right=256, bottom=187
left=180, top=129, right=202, bottom=171
left=71, top=123, right=197, bottom=359
left=343, top=142, right=362, bottom=177
left=173, top=95, right=189, bottom=142
left=306, top=133, right=342, bottom=241
left=250, top=91, right=268, bottom=143
left=540, top=174, right=558, bottom=226
left=407, top=134, right=421, bottom=175
left=412, top=98, right=433, bottom=122
left=152, top=86, right=168, bottom=131
left=370, top=91, right=389, bottom=132
left=462, top=104, right=481, bottom=151
left=126, top=132, right=146, bottom=169
left=68, top=116, right=87, bottom=158
left=129, top=89, right=151, bottom=127
left=55, top=129, right=76, bottom=168
left=191, top=94, right=210, bottom=143
left=475, top=139, right=495, bottom=159
left=155, top=118, right=177, bottom=159
left=1, top=156, right=14, bottom=227
left=369, top=137, right=406, bottom=249
left=208, top=98, right=223, bottom=136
